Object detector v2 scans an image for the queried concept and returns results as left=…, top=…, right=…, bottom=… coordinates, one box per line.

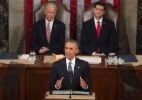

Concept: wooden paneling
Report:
left=0, top=69, right=6, bottom=100
left=0, top=56, right=142, bottom=100
left=26, top=69, right=51, bottom=100
left=0, top=66, right=25, bottom=100
left=90, top=70, right=117, bottom=100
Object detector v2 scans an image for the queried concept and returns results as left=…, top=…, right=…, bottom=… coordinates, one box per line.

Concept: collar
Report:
left=66, top=57, right=76, bottom=73
left=94, top=17, right=103, bottom=26
left=66, top=57, right=76, bottom=64
left=45, top=19, right=54, bottom=27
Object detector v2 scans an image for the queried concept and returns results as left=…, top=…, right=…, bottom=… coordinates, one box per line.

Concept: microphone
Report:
left=69, top=71, right=73, bottom=98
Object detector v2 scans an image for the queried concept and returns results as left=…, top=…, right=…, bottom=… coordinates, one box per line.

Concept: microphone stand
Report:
left=69, top=71, right=73, bottom=98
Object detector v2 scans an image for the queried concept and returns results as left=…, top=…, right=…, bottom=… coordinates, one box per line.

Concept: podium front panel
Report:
left=44, top=92, right=95, bottom=100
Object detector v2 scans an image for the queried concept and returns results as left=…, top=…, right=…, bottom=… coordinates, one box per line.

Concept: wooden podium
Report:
left=44, top=92, right=95, bottom=100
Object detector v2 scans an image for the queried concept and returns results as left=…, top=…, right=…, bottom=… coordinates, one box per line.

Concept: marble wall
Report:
left=8, top=0, right=138, bottom=54
left=119, top=0, right=137, bottom=54
left=9, top=0, right=25, bottom=54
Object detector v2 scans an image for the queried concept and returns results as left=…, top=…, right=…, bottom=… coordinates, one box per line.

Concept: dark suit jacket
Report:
left=49, top=57, right=92, bottom=91
left=30, top=18, right=65, bottom=54
left=81, top=18, right=116, bottom=56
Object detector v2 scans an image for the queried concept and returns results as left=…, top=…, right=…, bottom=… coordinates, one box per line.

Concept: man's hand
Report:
left=39, top=47, right=48, bottom=53
left=56, top=77, right=64, bottom=89
left=80, top=77, right=87, bottom=89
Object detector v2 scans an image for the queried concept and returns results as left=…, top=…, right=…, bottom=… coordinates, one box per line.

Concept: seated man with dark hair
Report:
left=30, top=2, right=65, bottom=55
left=49, top=39, right=92, bottom=91
left=81, top=1, right=116, bottom=56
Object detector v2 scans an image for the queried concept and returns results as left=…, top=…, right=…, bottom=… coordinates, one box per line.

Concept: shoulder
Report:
left=76, top=57, right=89, bottom=65
left=82, top=18, right=94, bottom=28
left=83, top=18, right=94, bottom=25
left=52, top=57, right=65, bottom=66
left=34, top=19, right=45, bottom=25
left=103, top=18, right=114, bottom=24
left=54, top=19, right=65, bottom=26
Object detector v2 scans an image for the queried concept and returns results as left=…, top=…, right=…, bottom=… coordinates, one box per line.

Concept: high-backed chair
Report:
left=34, top=1, right=70, bottom=41
left=82, top=2, right=120, bottom=54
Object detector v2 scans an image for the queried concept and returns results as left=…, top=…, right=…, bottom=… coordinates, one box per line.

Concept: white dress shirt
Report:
left=94, top=17, right=103, bottom=28
left=92, top=17, right=105, bottom=55
left=45, top=19, right=54, bottom=34
left=66, top=57, right=75, bottom=74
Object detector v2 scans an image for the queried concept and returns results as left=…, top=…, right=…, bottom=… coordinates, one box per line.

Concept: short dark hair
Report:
left=65, top=39, right=80, bottom=49
left=94, top=1, right=106, bottom=11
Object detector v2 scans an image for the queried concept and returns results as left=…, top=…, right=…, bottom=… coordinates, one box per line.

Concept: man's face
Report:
left=93, top=5, right=105, bottom=20
left=65, top=42, right=79, bottom=61
left=44, top=5, right=57, bottom=21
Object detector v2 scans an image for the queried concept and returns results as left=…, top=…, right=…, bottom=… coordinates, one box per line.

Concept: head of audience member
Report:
left=44, top=2, right=57, bottom=21
left=93, top=1, right=106, bottom=20
left=64, top=39, right=79, bottom=61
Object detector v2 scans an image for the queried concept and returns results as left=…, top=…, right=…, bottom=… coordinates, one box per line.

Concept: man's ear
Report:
left=92, top=8, right=95, bottom=13
left=44, top=10, right=46, bottom=15
left=76, top=49, right=79, bottom=54
left=44, top=8, right=47, bottom=15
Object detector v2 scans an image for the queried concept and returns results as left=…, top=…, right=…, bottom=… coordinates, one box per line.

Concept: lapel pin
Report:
left=78, top=67, right=79, bottom=68
left=103, top=22, right=105, bottom=24
left=55, top=25, right=58, bottom=27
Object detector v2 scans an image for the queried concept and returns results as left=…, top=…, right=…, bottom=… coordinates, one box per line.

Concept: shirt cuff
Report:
left=101, top=53, right=105, bottom=56
left=83, top=84, right=88, bottom=90
left=92, top=52, right=97, bottom=55
left=55, top=85, right=61, bottom=89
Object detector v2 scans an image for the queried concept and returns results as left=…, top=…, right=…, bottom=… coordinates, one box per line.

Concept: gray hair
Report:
left=65, top=39, right=80, bottom=49
left=44, top=2, right=57, bottom=11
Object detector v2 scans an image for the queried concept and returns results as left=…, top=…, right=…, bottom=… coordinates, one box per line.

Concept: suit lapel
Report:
left=100, top=18, right=106, bottom=39
left=41, top=19, right=47, bottom=39
left=62, top=58, right=69, bottom=76
left=50, top=19, right=58, bottom=40
left=74, top=58, right=80, bottom=78
left=90, top=18, right=99, bottom=40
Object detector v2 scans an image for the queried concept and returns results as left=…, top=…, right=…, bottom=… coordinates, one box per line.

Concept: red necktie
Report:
left=46, top=22, right=50, bottom=43
left=96, top=21, right=101, bottom=53
left=96, top=21, right=101, bottom=38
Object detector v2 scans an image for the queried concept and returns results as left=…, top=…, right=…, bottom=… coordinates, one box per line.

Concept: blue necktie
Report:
left=68, top=62, right=72, bottom=72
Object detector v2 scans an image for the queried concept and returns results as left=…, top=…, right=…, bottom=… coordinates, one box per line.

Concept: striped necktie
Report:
left=46, top=22, right=50, bottom=43
left=68, top=62, right=72, bottom=72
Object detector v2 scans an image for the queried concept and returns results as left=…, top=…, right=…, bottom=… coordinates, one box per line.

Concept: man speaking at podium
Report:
left=49, top=39, right=92, bottom=91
